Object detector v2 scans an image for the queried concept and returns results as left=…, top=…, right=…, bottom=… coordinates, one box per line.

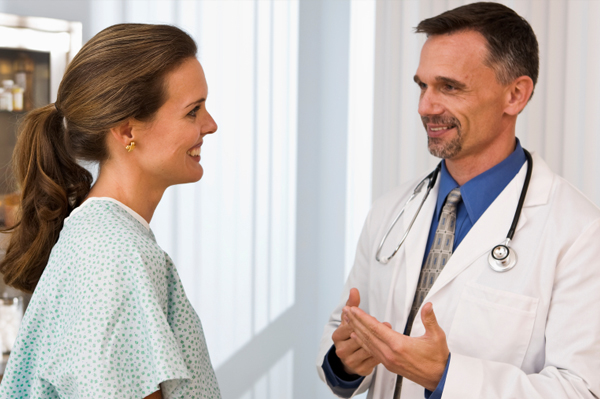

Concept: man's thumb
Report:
left=421, top=302, right=441, bottom=333
left=346, top=288, right=360, bottom=307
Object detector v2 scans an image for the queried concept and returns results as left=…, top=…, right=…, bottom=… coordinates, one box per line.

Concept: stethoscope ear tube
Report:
left=375, top=163, right=441, bottom=264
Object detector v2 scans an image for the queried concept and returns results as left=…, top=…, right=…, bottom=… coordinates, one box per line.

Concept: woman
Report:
left=0, top=24, right=220, bottom=399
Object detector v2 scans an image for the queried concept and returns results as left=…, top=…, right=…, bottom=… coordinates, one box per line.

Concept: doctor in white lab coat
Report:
left=317, top=3, right=600, bottom=399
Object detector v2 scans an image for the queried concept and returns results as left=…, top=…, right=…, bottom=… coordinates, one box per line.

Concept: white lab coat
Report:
left=317, top=153, right=600, bottom=399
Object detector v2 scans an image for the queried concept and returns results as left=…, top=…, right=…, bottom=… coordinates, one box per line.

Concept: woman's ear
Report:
left=109, top=119, right=135, bottom=147
left=504, top=76, right=534, bottom=116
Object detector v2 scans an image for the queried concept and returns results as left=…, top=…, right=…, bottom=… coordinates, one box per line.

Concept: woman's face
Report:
left=132, top=57, right=217, bottom=189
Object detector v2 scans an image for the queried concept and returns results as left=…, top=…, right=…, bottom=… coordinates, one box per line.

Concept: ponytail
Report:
left=0, top=104, right=92, bottom=293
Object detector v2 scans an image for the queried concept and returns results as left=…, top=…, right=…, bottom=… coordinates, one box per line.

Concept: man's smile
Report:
left=427, top=124, right=457, bottom=137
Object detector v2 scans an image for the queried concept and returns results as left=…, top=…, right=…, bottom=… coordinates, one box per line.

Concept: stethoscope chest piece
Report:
left=488, top=241, right=517, bottom=272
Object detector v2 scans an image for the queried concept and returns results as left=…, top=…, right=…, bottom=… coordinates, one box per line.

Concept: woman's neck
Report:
left=86, top=161, right=165, bottom=224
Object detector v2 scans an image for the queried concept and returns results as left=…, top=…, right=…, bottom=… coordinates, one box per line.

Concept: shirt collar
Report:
left=433, top=139, right=526, bottom=225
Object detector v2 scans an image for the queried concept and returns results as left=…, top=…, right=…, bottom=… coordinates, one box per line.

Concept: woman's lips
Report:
left=187, top=143, right=202, bottom=158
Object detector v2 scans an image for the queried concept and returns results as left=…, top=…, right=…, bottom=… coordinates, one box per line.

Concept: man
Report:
left=317, top=3, right=600, bottom=399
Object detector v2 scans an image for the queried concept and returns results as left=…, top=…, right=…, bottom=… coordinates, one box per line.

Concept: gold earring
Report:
left=125, top=141, right=136, bottom=152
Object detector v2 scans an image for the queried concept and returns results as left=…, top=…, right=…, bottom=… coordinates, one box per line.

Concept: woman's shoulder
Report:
left=65, top=198, right=152, bottom=237
left=41, top=198, right=167, bottom=291
left=58, top=198, right=160, bottom=256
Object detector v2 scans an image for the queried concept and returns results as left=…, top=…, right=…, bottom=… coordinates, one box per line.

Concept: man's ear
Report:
left=110, top=119, right=135, bottom=147
left=505, top=76, right=534, bottom=116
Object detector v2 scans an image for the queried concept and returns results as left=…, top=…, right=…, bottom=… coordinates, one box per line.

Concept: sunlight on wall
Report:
left=344, top=0, right=376, bottom=279
left=240, top=349, right=294, bottom=399
left=159, top=1, right=298, bottom=369
left=89, top=0, right=298, bottom=370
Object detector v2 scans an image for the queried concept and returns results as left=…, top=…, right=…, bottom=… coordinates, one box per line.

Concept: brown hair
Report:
left=0, top=24, right=197, bottom=292
left=416, top=2, right=539, bottom=92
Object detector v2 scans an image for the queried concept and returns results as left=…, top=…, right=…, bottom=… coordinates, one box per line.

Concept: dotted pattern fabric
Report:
left=0, top=199, right=221, bottom=399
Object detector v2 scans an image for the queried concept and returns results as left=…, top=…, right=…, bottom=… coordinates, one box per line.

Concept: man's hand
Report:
left=332, top=288, right=391, bottom=376
left=343, top=302, right=449, bottom=391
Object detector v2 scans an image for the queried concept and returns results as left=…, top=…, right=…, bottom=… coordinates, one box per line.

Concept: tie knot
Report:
left=446, top=187, right=462, bottom=206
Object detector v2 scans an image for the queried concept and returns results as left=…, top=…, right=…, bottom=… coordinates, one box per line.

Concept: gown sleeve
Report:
left=38, top=240, right=191, bottom=399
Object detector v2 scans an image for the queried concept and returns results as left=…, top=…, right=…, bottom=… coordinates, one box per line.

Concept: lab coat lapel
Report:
left=424, top=161, right=530, bottom=300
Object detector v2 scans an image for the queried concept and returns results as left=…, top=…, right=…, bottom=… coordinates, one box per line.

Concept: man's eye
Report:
left=444, top=84, right=456, bottom=91
left=188, top=105, right=200, bottom=117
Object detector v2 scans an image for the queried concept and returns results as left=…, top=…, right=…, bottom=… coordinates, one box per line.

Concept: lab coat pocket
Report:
left=447, top=282, right=539, bottom=367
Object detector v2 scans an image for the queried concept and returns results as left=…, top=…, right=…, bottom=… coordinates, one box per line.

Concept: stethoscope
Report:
left=375, top=149, right=533, bottom=273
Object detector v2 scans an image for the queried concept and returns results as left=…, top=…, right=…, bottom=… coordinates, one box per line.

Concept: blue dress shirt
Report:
left=323, top=141, right=526, bottom=399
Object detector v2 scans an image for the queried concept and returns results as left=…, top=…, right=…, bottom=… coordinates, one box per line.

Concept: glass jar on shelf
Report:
left=11, top=86, right=23, bottom=112
left=0, top=59, right=11, bottom=82
left=0, top=88, right=12, bottom=111
left=0, top=193, right=19, bottom=228
left=0, top=296, right=23, bottom=355
left=13, top=53, right=34, bottom=111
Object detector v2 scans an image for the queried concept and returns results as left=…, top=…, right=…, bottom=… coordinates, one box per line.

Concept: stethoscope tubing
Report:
left=374, top=163, right=441, bottom=264
left=505, top=149, right=533, bottom=241
left=375, top=149, right=533, bottom=273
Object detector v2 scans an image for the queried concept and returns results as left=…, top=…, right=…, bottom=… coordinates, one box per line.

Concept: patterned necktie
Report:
left=394, top=187, right=461, bottom=398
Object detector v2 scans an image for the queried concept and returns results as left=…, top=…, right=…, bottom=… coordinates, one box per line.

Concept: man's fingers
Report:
left=342, top=346, right=374, bottom=368
left=349, top=331, right=373, bottom=356
left=351, top=354, right=380, bottom=376
left=340, top=289, right=360, bottom=328
left=348, top=307, right=397, bottom=342
left=332, top=320, right=354, bottom=342
left=335, top=337, right=375, bottom=375
left=346, top=288, right=361, bottom=307
left=335, top=339, right=363, bottom=363
left=346, top=307, right=400, bottom=360
left=340, top=345, right=381, bottom=377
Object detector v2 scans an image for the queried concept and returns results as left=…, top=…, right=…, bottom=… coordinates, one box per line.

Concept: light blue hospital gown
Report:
left=0, top=198, right=221, bottom=399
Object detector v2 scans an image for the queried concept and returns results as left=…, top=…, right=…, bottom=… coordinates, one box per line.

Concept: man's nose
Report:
left=418, top=90, right=444, bottom=116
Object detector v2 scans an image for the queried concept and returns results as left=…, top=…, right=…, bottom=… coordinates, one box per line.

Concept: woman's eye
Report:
left=188, top=105, right=200, bottom=117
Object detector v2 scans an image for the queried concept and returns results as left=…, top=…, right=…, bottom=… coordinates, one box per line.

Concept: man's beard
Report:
left=422, top=115, right=463, bottom=159
left=428, top=133, right=462, bottom=158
